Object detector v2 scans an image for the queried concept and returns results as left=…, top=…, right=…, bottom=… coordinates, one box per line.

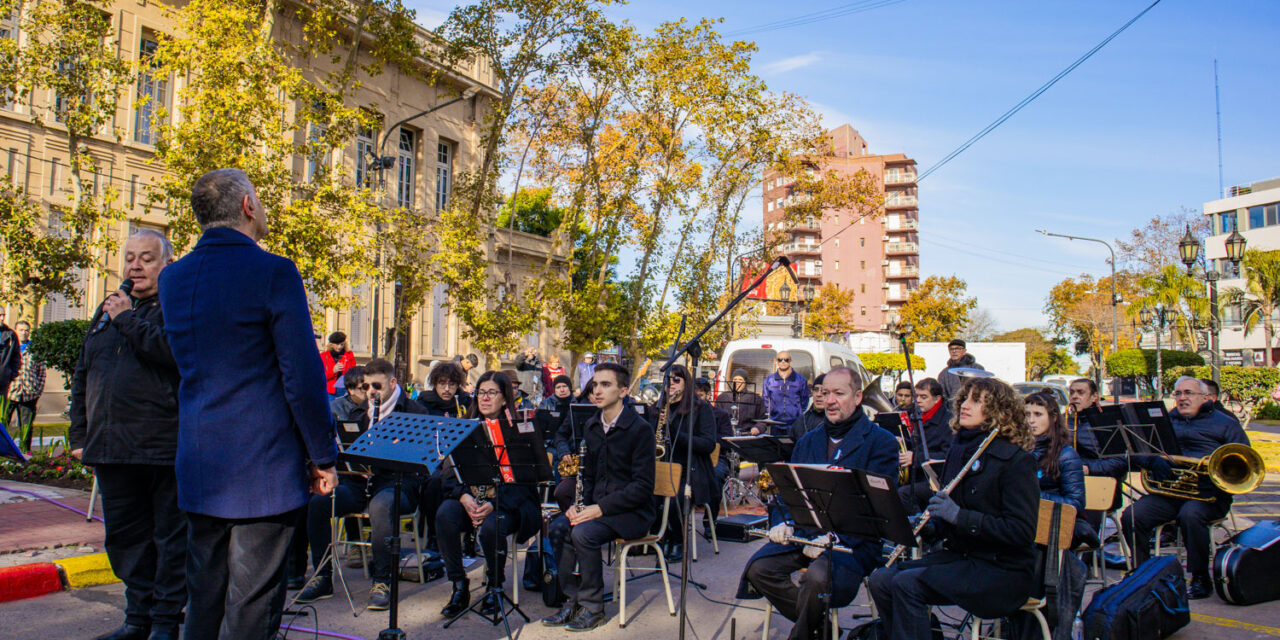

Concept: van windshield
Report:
left=724, top=349, right=814, bottom=395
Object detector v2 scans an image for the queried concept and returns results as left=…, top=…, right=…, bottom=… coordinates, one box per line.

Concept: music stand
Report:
left=0, top=424, right=25, bottom=462
left=341, top=413, right=482, bottom=640
left=765, top=463, right=916, bottom=640
left=442, top=417, right=553, bottom=639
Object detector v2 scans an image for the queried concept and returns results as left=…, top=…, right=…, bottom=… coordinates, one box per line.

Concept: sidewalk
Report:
left=0, top=480, right=104, bottom=563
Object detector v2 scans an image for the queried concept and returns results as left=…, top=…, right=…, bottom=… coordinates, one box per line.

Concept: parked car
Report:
left=1012, top=381, right=1070, bottom=408
left=716, top=338, right=873, bottom=399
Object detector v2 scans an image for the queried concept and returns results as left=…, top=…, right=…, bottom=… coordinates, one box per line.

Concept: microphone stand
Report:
left=660, top=257, right=798, bottom=640
left=895, top=327, right=937, bottom=489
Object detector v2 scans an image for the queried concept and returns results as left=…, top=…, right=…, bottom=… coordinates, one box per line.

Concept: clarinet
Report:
left=572, top=437, right=588, bottom=513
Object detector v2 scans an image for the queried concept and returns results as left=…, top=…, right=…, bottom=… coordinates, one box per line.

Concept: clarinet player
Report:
left=542, top=363, right=655, bottom=632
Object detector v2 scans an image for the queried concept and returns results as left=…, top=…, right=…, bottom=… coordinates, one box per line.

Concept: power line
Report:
left=725, top=0, right=908, bottom=37
left=917, top=0, right=1164, bottom=182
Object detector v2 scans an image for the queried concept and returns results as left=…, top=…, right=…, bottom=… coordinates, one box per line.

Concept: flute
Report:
left=747, top=528, right=854, bottom=555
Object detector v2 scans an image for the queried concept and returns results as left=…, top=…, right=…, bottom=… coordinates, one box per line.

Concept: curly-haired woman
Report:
left=869, top=377, right=1039, bottom=640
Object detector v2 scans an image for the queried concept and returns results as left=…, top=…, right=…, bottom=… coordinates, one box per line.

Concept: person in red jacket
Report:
left=540, top=355, right=566, bottom=399
left=320, top=332, right=357, bottom=399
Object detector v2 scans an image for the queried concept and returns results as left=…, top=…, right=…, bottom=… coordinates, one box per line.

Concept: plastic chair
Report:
left=1152, top=510, right=1234, bottom=564
left=611, top=461, right=682, bottom=628
left=968, top=500, right=1076, bottom=640
left=339, top=508, right=428, bottom=583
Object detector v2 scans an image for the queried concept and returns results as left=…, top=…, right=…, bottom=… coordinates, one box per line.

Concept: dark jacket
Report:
left=662, top=398, right=718, bottom=506
left=581, top=404, right=656, bottom=540
left=938, top=354, right=983, bottom=399
left=366, top=390, right=428, bottom=495
left=159, top=227, right=338, bottom=519
left=762, top=370, right=810, bottom=427
left=788, top=406, right=825, bottom=441
left=419, top=389, right=470, bottom=418
left=68, top=294, right=180, bottom=465
left=710, top=402, right=733, bottom=442
left=0, top=323, right=21, bottom=394
left=1033, top=440, right=1085, bottom=513
left=1163, top=403, right=1251, bottom=498
left=553, top=402, right=599, bottom=461
left=906, top=435, right=1039, bottom=619
left=738, top=411, right=900, bottom=607
left=1068, top=405, right=1127, bottom=477
left=911, top=402, right=953, bottom=469
left=329, top=395, right=366, bottom=423
left=714, top=388, right=767, bottom=432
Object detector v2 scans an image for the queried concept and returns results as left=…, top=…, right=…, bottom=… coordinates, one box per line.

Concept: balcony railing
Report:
left=884, top=266, right=919, bottom=278
left=885, top=195, right=918, bottom=208
left=781, top=242, right=822, bottom=254
left=885, top=242, right=918, bottom=255
left=884, top=218, right=918, bottom=231
left=884, top=172, right=917, bottom=185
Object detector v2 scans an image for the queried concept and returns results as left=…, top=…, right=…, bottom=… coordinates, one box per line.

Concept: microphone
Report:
left=95, top=279, right=134, bottom=332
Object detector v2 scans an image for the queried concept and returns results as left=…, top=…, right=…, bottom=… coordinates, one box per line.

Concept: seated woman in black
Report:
left=869, top=377, right=1039, bottom=640
left=1025, top=391, right=1092, bottom=545
left=435, top=371, right=541, bottom=619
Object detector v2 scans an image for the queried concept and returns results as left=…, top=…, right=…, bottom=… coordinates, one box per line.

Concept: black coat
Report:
left=366, top=390, right=429, bottom=495
left=903, top=435, right=1039, bottom=619
left=418, top=389, right=470, bottom=417
left=0, top=323, right=21, bottom=394
left=788, top=407, right=825, bottom=441
left=581, top=404, right=656, bottom=539
left=661, top=399, right=719, bottom=506
left=714, top=389, right=767, bottom=431
left=907, top=404, right=953, bottom=483
left=68, top=294, right=180, bottom=465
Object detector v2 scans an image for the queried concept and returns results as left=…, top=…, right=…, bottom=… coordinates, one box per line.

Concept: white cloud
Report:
left=760, top=52, right=823, bottom=75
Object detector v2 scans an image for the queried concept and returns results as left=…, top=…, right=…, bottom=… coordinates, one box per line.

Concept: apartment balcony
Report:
left=781, top=242, right=822, bottom=255
left=884, top=172, right=917, bottom=185
left=885, top=242, right=918, bottom=255
left=885, top=195, right=918, bottom=208
left=791, top=219, right=821, bottom=231
left=884, top=266, right=919, bottom=278
left=884, top=218, right=918, bottom=231
left=885, top=290, right=911, bottom=302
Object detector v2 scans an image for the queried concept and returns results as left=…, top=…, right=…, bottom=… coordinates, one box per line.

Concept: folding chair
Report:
left=611, top=461, right=682, bottom=628
left=1079, top=476, right=1119, bottom=586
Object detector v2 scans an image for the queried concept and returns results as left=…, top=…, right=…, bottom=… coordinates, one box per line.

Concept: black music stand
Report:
left=342, top=413, right=482, bottom=640
left=442, top=417, right=553, bottom=639
left=766, top=463, right=916, bottom=640
left=723, top=435, right=794, bottom=465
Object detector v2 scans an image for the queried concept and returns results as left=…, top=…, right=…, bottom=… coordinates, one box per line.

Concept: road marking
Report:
left=1191, top=613, right=1280, bottom=637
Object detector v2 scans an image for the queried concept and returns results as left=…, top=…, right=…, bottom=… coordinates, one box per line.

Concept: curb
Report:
left=52, top=553, right=119, bottom=589
left=0, top=563, right=64, bottom=602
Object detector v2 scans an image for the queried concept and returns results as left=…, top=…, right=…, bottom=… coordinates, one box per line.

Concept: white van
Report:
left=715, top=338, right=872, bottom=398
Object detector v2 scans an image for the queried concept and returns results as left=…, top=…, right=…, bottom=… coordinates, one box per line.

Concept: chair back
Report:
left=655, top=462, right=683, bottom=498
left=1083, top=476, right=1117, bottom=511
left=1035, top=499, right=1076, bottom=550
left=710, top=444, right=720, bottom=468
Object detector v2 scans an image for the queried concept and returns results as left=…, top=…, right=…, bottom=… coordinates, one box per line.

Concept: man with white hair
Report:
left=1121, top=375, right=1250, bottom=599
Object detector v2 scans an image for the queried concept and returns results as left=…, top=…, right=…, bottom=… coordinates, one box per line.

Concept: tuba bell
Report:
left=1141, top=443, right=1266, bottom=502
left=859, top=375, right=910, bottom=484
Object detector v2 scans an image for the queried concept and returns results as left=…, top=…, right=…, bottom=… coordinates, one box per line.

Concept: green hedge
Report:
left=857, top=352, right=926, bottom=375
left=1163, top=365, right=1280, bottom=406
left=1105, top=348, right=1203, bottom=376
left=27, top=319, right=90, bottom=390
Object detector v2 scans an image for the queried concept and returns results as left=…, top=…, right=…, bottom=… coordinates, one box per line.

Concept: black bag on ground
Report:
left=1212, top=519, right=1280, bottom=605
left=1081, top=556, right=1189, bottom=640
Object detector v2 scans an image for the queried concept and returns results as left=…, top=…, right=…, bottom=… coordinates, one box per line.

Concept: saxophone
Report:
left=654, top=398, right=671, bottom=460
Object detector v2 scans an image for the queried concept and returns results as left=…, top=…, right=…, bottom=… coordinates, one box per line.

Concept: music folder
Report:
left=765, top=462, right=916, bottom=548
left=724, top=435, right=795, bottom=465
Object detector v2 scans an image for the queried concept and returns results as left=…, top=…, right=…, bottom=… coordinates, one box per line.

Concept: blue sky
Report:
left=408, top=0, right=1280, bottom=332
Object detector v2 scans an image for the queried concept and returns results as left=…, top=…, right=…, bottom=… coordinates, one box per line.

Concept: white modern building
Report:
left=1203, top=176, right=1280, bottom=365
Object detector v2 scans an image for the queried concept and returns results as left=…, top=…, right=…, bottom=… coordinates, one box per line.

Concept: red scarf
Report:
left=486, top=417, right=515, bottom=483
left=903, top=401, right=942, bottom=435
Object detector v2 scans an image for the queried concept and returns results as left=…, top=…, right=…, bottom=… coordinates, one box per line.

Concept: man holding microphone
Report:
left=159, top=169, right=338, bottom=640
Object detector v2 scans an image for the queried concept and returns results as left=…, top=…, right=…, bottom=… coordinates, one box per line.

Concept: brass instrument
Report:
left=861, top=375, right=911, bottom=484
left=885, top=428, right=1001, bottom=565
left=654, top=397, right=671, bottom=460
left=896, top=436, right=912, bottom=485
left=747, top=528, right=854, bottom=554
left=557, top=454, right=580, bottom=477
left=756, top=467, right=778, bottom=500
left=1141, top=443, right=1265, bottom=502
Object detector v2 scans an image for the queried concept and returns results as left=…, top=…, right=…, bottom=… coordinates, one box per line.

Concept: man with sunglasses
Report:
left=761, top=351, right=809, bottom=435
left=296, top=358, right=427, bottom=610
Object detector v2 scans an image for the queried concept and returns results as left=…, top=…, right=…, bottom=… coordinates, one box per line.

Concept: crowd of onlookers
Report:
left=0, top=308, right=47, bottom=452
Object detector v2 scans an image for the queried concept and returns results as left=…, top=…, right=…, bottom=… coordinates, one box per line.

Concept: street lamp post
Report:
left=1038, top=230, right=1120, bottom=399
left=366, top=86, right=479, bottom=356
left=1140, top=306, right=1169, bottom=399
left=1179, top=225, right=1248, bottom=384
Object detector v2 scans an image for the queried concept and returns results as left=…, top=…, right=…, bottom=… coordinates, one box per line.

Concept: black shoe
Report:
left=295, top=575, right=334, bottom=603
left=1189, top=574, right=1213, bottom=600
left=566, top=608, right=607, bottom=632
left=286, top=574, right=306, bottom=590
left=92, top=624, right=150, bottom=640
left=441, top=580, right=471, bottom=617
left=479, top=589, right=503, bottom=617
left=542, top=604, right=580, bottom=627
left=368, top=582, right=391, bottom=611
left=148, top=630, right=178, bottom=640
left=664, top=543, right=683, bottom=563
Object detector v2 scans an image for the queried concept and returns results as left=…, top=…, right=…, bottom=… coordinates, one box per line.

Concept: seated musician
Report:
left=415, top=362, right=470, bottom=557
left=541, top=374, right=574, bottom=411
left=696, top=379, right=733, bottom=519
left=436, top=372, right=542, bottom=618
left=893, top=380, right=914, bottom=412
left=1201, top=378, right=1242, bottom=428
left=869, top=377, right=1039, bottom=640
left=738, top=367, right=899, bottom=640
left=541, top=363, right=655, bottom=632
left=716, top=368, right=767, bottom=434
left=897, top=377, right=953, bottom=514
left=1066, top=378, right=1126, bottom=479
left=788, top=374, right=826, bottom=441
left=296, top=358, right=427, bottom=610
left=1025, top=391, right=1094, bottom=545
left=655, top=365, right=718, bottom=562
left=1122, top=376, right=1250, bottom=599
left=551, top=381, right=598, bottom=512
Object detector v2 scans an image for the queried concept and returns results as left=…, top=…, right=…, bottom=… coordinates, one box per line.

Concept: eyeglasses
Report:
left=1172, top=390, right=1203, bottom=397
left=476, top=389, right=503, bottom=398
left=435, top=381, right=459, bottom=389
left=362, top=382, right=384, bottom=391
left=776, top=358, right=791, bottom=363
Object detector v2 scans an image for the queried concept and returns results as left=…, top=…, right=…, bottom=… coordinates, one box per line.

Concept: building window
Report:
left=767, top=200, right=774, bottom=212
left=860, top=283, right=866, bottom=293
left=1249, top=206, right=1265, bottom=230
left=349, top=284, right=370, bottom=352
left=834, top=238, right=840, bottom=248
left=306, top=122, right=329, bottom=182
left=834, top=260, right=840, bottom=272
left=1218, top=211, right=1237, bottom=234
left=859, top=260, right=865, bottom=269
left=1, top=12, right=17, bottom=110
left=1268, top=203, right=1280, bottom=227
left=860, top=306, right=866, bottom=316
left=134, top=34, right=168, bottom=145
left=396, top=129, right=415, bottom=209
left=431, top=283, right=449, bottom=355
left=355, top=126, right=377, bottom=189
left=859, top=236, right=865, bottom=247
left=436, top=141, right=453, bottom=212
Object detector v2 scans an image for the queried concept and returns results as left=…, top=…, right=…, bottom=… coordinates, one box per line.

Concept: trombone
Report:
left=1141, top=443, right=1266, bottom=502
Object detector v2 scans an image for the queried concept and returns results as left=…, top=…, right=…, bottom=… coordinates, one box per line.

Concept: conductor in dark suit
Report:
left=158, top=169, right=338, bottom=640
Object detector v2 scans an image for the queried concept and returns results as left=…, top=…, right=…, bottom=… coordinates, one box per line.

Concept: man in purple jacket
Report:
left=761, top=350, right=809, bottom=434
left=159, top=169, right=337, bottom=640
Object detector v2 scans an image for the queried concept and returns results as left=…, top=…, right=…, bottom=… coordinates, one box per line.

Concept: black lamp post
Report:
left=1179, top=224, right=1247, bottom=382
left=797, top=283, right=815, bottom=337
left=1139, top=306, right=1169, bottom=399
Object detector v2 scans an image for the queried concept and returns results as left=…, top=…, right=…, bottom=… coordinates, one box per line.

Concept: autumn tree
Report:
left=1045, top=272, right=1141, bottom=380
left=991, top=328, right=1078, bottom=380
left=0, top=0, right=134, bottom=309
left=1127, top=265, right=1208, bottom=352
left=1116, top=207, right=1210, bottom=275
left=959, top=307, right=998, bottom=342
left=896, top=276, right=976, bottom=345
left=803, top=283, right=856, bottom=339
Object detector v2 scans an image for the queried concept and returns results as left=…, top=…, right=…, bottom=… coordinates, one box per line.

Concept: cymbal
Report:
left=756, top=419, right=788, bottom=426
left=951, top=367, right=995, bottom=378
